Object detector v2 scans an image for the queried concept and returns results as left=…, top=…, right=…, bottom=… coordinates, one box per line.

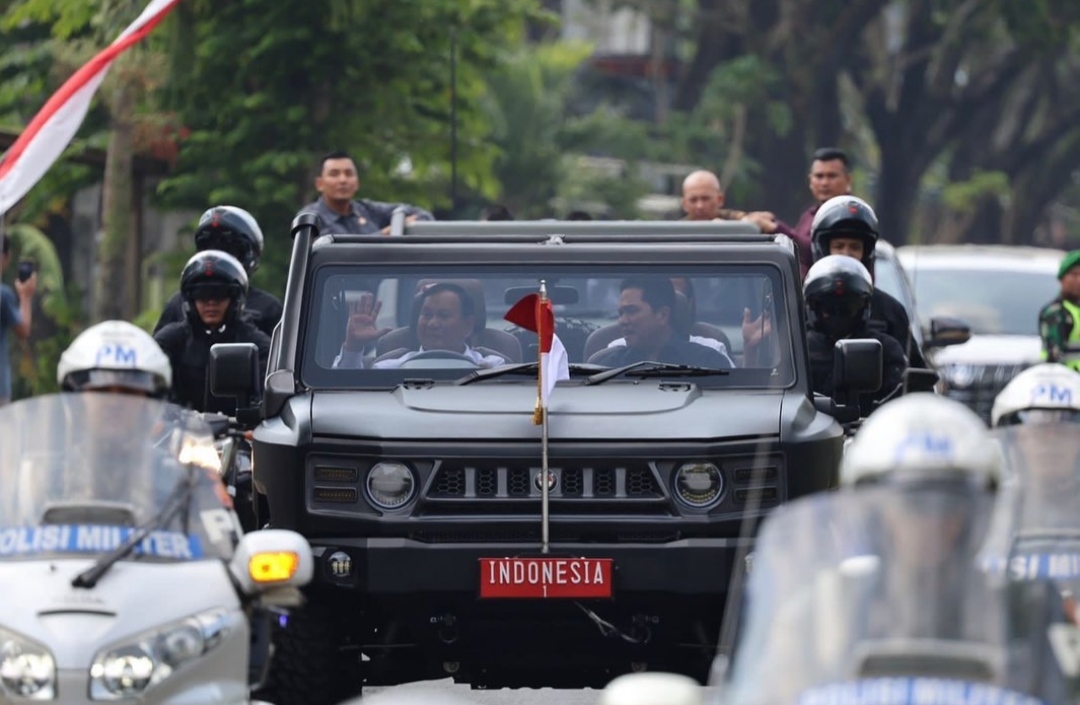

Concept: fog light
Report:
left=674, top=462, right=723, bottom=509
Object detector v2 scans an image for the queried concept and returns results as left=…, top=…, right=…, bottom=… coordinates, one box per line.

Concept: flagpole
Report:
left=539, top=280, right=551, bottom=555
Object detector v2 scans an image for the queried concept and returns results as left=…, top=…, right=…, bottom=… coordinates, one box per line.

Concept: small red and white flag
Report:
left=505, top=289, right=570, bottom=423
left=0, top=0, right=183, bottom=218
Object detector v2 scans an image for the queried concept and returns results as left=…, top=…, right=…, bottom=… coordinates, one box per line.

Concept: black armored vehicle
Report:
left=212, top=217, right=878, bottom=704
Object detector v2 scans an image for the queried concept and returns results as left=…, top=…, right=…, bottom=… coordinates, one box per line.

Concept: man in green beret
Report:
left=1038, top=249, right=1080, bottom=371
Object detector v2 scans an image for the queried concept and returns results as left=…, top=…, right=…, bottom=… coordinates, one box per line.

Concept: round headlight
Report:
left=673, top=462, right=723, bottom=509
left=366, top=462, right=416, bottom=509
left=94, top=644, right=155, bottom=697
left=0, top=638, right=55, bottom=699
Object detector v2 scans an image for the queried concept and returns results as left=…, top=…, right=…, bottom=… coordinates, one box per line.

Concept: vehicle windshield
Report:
left=301, top=265, right=794, bottom=389
left=985, top=425, right=1080, bottom=584
left=720, top=485, right=1062, bottom=705
left=905, top=267, right=1059, bottom=336
left=0, top=394, right=236, bottom=563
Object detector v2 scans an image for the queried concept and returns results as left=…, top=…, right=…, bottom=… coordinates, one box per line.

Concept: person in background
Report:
left=298, top=150, right=434, bottom=235
left=679, top=170, right=776, bottom=233
left=784, top=148, right=855, bottom=279
left=0, top=237, right=36, bottom=406
left=1038, top=250, right=1080, bottom=371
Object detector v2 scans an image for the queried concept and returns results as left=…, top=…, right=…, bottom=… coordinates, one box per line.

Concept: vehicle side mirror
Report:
left=833, top=339, right=883, bottom=395
left=926, top=316, right=971, bottom=349
left=210, top=343, right=262, bottom=426
left=903, top=367, right=940, bottom=394
left=229, top=529, right=314, bottom=607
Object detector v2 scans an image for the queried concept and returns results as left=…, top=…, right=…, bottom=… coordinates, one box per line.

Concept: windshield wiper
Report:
left=584, top=361, right=730, bottom=386
left=72, top=470, right=196, bottom=589
left=455, top=362, right=604, bottom=386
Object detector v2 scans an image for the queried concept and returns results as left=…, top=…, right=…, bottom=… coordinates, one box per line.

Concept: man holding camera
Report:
left=0, top=237, right=36, bottom=406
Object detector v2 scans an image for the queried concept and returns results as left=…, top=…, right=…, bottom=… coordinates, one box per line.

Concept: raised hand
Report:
left=343, top=293, right=392, bottom=351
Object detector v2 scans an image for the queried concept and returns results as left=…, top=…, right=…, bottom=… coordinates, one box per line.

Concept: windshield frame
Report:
left=298, top=262, right=799, bottom=391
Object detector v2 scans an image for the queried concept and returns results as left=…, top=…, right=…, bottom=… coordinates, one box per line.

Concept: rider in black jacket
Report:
left=810, top=195, right=927, bottom=370
left=154, top=206, right=283, bottom=338
left=154, top=250, right=270, bottom=414
left=805, top=255, right=908, bottom=415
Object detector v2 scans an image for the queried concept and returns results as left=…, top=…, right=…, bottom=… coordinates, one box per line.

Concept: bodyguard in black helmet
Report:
left=153, top=250, right=270, bottom=414
left=153, top=206, right=283, bottom=338
left=810, top=195, right=927, bottom=369
left=804, top=255, right=908, bottom=414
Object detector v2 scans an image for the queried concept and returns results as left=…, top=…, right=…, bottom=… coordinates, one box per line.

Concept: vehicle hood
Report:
left=930, top=335, right=1041, bottom=367
left=310, top=384, right=784, bottom=441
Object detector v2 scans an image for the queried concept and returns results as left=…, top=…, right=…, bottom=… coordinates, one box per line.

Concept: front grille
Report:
left=940, top=363, right=1027, bottom=424
left=434, top=467, right=465, bottom=497
left=425, top=462, right=663, bottom=500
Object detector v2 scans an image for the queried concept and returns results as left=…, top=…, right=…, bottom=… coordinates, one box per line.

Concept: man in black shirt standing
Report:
left=298, top=150, right=434, bottom=235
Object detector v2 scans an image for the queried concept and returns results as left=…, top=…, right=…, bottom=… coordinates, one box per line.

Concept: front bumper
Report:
left=53, top=670, right=249, bottom=705
left=308, top=537, right=750, bottom=595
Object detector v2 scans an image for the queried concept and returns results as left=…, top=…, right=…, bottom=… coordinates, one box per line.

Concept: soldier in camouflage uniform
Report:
left=1038, top=250, right=1080, bottom=372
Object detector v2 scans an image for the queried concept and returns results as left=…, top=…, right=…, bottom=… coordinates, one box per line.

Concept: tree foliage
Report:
left=158, top=0, right=547, bottom=293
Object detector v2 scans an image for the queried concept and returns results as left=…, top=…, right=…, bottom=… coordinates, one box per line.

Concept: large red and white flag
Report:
left=505, top=290, right=570, bottom=422
left=0, top=0, right=183, bottom=217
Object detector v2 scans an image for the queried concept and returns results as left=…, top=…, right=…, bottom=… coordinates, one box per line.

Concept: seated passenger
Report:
left=606, top=277, right=735, bottom=367
left=588, top=277, right=733, bottom=369
left=333, top=283, right=508, bottom=369
left=805, top=255, right=907, bottom=410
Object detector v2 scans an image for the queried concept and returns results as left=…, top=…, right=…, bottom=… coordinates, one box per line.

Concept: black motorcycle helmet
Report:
left=810, top=195, right=879, bottom=271
left=804, top=254, right=874, bottom=340
left=193, top=206, right=264, bottom=274
left=180, top=250, right=249, bottom=329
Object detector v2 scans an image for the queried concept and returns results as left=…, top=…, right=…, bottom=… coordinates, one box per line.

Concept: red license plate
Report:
left=479, top=557, right=614, bottom=598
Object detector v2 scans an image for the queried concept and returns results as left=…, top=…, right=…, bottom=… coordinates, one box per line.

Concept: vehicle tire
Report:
left=253, top=601, right=360, bottom=705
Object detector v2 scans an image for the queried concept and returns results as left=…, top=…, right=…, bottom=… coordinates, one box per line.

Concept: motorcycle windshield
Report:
left=0, top=393, right=236, bottom=563
left=721, top=484, right=1061, bottom=705
left=989, top=424, right=1080, bottom=584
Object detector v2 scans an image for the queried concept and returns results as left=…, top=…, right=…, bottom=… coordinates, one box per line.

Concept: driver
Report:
left=990, top=364, right=1080, bottom=610
left=836, top=394, right=1004, bottom=640
left=587, top=277, right=732, bottom=368
left=992, top=362, right=1080, bottom=429
left=333, top=282, right=508, bottom=369
left=58, top=321, right=231, bottom=501
left=805, top=255, right=907, bottom=410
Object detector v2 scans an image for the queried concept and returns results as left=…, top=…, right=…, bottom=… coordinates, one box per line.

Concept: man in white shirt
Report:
left=333, top=283, right=506, bottom=370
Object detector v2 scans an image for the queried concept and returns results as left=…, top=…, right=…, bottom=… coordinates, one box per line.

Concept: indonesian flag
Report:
left=0, top=0, right=183, bottom=217
left=505, top=291, right=570, bottom=422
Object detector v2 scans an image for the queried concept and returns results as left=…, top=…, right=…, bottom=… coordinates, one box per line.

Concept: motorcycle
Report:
left=201, top=412, right=260, bottom=534
left=0, top=393, right=312, bottom=704
left=986, top=423, right=1080, bottom=625
left=710, top=482, right=1080, bottom=705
